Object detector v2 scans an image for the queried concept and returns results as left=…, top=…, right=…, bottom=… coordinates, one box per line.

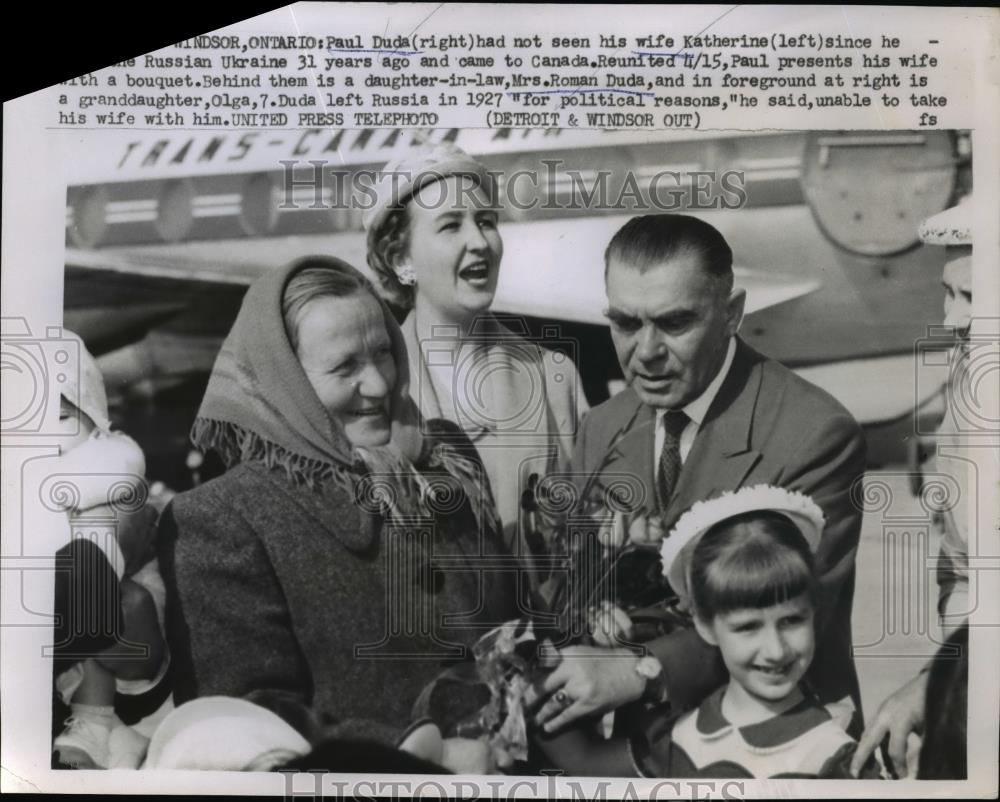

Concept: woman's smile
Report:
left=457, top=258, right=492, bottom=286
left=348, top=406, right=386, bottom=417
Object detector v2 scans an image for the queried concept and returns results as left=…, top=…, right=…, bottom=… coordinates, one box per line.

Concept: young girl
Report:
left=535, top=485, right=882, bottom=779
left=48, top=334, right=171, bottom=769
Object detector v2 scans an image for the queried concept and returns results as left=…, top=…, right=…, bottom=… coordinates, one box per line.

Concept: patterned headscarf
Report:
left=192, top=256, right=497, bottom=530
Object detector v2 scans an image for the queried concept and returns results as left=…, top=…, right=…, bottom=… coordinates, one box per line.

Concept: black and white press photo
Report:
left=2, top=4, right=997, bottom=798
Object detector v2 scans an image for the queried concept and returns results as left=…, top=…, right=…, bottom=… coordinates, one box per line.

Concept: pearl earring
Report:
left=395, top=262, right=417, bottom=286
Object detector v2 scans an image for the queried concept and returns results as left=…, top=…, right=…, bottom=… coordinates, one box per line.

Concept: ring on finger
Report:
left=554, top=690, right=570, bottom=706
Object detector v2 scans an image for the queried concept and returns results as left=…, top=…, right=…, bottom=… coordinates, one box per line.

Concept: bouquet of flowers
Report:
left=411, top=619, right=545, bottom=763
left=413, top=416, right=690, bottom=763
left=523, top=414, right=692, bottom=649
left=528, top=475, right=691, bottom=650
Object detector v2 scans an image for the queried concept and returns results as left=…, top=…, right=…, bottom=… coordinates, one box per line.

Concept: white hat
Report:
left=60, top=330, right=112, bottom=433
left=144, top=696, right=310, bottom=771
left=361, top=143, right=493, bottom=237
left=918, top=195, right=973, bottom=246
left=660, top=485, right=825, bottom=601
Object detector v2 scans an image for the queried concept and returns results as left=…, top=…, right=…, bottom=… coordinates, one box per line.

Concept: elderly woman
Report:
left=364, top=143, right=588, bottom=573
left=158, top=256, right=516, bottom=772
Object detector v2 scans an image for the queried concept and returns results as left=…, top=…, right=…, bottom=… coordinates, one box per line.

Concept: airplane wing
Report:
left=491, top=214, right=819, bottom=324
left=794, top=353, right=946, bottom=427
left=67, top=243, right=263, bottom=286
left=63, top=127, right=961, bottom=438
left=65, top=127, right=954, bottom=369
left=67, top=210, right=820, bottom=328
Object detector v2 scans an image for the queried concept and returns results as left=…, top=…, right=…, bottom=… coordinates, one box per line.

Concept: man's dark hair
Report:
left=604, top=214, right=734, bottom=295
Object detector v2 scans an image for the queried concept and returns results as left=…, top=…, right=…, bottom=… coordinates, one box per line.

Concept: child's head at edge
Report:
left=54, top=395, right=97, bottom=454
left=54, top=331, right=111, bottom=454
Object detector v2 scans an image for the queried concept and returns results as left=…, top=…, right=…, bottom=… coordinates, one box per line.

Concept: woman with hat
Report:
left=158, top=256, right=516, bottom=773
left=363, top=143, right=588, bottom=574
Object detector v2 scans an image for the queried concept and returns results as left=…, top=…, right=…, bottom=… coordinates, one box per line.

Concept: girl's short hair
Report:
left=282, top=262, right=371, bottom=354
left=366, top=205, right=414, bottom=311
left=689, top=509, right=819, bottom=620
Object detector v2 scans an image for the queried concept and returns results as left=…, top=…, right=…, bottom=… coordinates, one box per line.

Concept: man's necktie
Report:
left=657, top=410, right=689, bottom=515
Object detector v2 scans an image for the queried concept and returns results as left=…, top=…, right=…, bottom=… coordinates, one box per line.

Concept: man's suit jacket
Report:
left=570, top=338, right=866, bottom=716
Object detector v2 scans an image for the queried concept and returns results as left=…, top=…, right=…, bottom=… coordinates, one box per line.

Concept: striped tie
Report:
left=657, top=410, right=689, bottom=514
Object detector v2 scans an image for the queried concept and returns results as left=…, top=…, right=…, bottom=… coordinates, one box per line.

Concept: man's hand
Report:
left=528, top=645, right=646, bottom=734
left=851, top=670, right=928, bottom=777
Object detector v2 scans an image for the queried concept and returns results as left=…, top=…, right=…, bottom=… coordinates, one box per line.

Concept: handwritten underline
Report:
left=328, top=47, right=424, bottom=56
left=506, top=88, right=654, bottom=97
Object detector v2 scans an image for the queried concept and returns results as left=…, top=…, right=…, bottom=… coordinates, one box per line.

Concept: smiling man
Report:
left=534, top=214, right=867, bottom=746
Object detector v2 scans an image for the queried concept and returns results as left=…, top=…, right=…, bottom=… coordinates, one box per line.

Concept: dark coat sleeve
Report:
left=646, top=411, right=866, bottom=712
left=780, top=411, right=867, bottom=624
left=159, top=494, right=310, bottom=705
left=159, top=490, right=409, bottom=747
